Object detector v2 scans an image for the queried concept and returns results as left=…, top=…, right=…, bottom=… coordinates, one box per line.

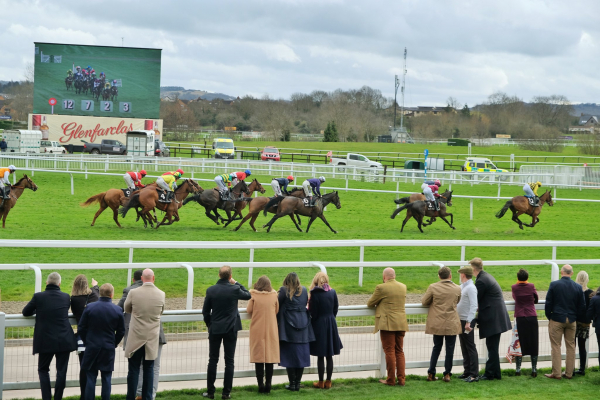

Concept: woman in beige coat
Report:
left=247, top=275, right=280, bottom=394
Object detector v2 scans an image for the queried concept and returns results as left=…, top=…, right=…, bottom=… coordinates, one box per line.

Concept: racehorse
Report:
left=495, top=190, right=554, bottom=230
left=232, top=187, right=305, bottom=232
left=394, top=189, right=453, bottom=225
left=74, top=77, right=83, bottom=95
left=119, top=179, right=202, bottom=229
left=0, top=175, right=38, bottom=228
left=221, top=179, right=266, bottom=228
left=65, top=76, right=73, bottom=91
left=390, top=190, right=455, bottom=233
left=102, top=86, right=111, bottom=101
left=182, top=180, right=249, bottom=225
left=110, top=86, right=118, bottom=102
left=262, top=191, right=341, bottom=233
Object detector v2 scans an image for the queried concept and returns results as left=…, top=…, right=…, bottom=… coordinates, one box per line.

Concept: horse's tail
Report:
left=495, top=200, right=512, bottom=219
left=390, top=203, right=411, bottom=219
left=80, top=192, right=105, bottom=207
left=263, top=196, right=284, bottom=216
left=119, top=193, right=140, bottom=218
left=394, top=196, right=411, bottom=205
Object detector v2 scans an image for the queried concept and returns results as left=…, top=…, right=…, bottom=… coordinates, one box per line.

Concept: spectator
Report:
left=585, top=286, right=600, bottom=369
left=511, top=269, right=539, bottom=377
left=456, top=265, right=479, bottom=383
left=22, top=272, right=77, bottom=400
left=118, top=269, right=167, bottom=400
left=277, top=272, right=315, bottom=392
left=124, top=269, right=165, bottom=400
left=202, top=265, right=251, bottom=400
left=0, top=138, right=7, bottom=152
left=422, top=266, right=462, bottom=382
left=78, top=283, right=125, bottom=400
left=367, top=267, right=408, bottom=386
left=574, top=271, right=593, bottom=376
left=544, top=264, right=586, bottom=380
left=471, top=257, right=512, bottom=380
left=70, top=274, right=99, bottom=399
left=308, top=272, right=343, bottom=389
left=247, top=275, right=279, bottom=394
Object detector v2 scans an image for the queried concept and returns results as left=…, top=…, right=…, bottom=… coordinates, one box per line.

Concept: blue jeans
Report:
left=85, top=369, right=112, bottom=400
left=126, top=346, right=154, bottom=400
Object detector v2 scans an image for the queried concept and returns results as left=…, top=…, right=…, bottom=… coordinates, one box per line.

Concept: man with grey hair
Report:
left=22, top=272, right=77, bottom=400
left=124, top=268, right=165, bottom=400
left=544, top=264, right=586, bottom=380
left=367, top=267, right=408, bottom=386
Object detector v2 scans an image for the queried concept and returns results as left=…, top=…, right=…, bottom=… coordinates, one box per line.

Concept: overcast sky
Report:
left=1, top=0, right=598, bottom=106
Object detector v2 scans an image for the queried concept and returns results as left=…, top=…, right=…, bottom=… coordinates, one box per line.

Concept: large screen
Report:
left=33, top=43, right=161, bottom=119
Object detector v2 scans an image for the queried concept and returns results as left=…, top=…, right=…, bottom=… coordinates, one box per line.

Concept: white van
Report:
left=3, top=130, right=42, bottom=153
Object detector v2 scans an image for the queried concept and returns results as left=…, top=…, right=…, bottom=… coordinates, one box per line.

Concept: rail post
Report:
left=127, top=246, right=134, bottom=287
left=460, top=246, right=466, bottom=261
left=29, top=265, right=42, bottom=293
left=497, top=183, right=501, bottom=200
left=359, top=246, right=364, bottom=287
left=85, top=165, right=88, bottom=179
left=396, top=181, right=400, bottom=209
left=180, top=263, right=195, bottom=310
left=310, top=262, right=327, bottom=274
left=552, top=246, right=557, bottom=260
left=70, top=174, right=74, bottom=195
left=470, top=198, right=473, bottom=220
left=0, top=312, right=5, bottom=399
left=248, top=248, right=255, bottom=288
left=547, top=261, right=559, bottom=281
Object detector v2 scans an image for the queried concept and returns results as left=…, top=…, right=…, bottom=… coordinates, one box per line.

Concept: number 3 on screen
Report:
left=101, top=101, right=113, bottom=112
left=119, top=102, right=132, bottom=113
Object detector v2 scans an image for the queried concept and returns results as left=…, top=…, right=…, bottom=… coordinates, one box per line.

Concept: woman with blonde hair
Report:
left=575, top=271, right=593, bottom=375
left=247, top=275, right=279, bottom=394
left=309, top=272, right=343, bottom=389
left=277, top=272, right=315, bottom=392
left=70, top=274, right=99, bottom=400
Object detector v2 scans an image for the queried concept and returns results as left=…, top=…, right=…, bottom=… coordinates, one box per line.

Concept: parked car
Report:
left=40, top=140, right=66, bottom=153
left=261, top=146, right=280, bottom=161
left=330, top=153, right=383, bottom=170
left=461, top=157, right=507, bottom=173
left=212, top=138, right=235, bottom=159
left=155, top=139, right=170, bottom=157
left=83, top=139, right=127, bottom=155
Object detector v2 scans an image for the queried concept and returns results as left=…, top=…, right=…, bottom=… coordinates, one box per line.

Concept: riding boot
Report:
left=534, top=196, right=539, bottom=207
left=515, top=356, right=522, bottom=376
left=531, top=356, right=538, bottom=378
left=295, top=367, right=304, bottom=391
left=255, top=364, right=265, bottom=393
left=285, top=368, right=296, bottom=391
left=435, top=199, right=440, bottom=211
left=264, top=364, right=273, bottom=394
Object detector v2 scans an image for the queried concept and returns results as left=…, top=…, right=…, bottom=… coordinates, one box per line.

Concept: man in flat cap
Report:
left=456, top=265, right=479, bottom=383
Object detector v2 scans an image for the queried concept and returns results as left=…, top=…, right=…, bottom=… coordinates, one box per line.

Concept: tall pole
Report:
left=393, top=75, right=399, bottom=129
left=400, top=47, right=407, bottom=131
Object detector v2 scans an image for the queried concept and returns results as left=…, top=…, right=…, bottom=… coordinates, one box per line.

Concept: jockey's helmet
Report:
left=8, top=165, right=16, bottom=172
left=140, top=170, right=147, bottom=177
left=435, top=179, right=441, bottom=186
left=76, top=66, right=81, bottom=70
left=176, top=169, right=184, bottom=175
left=287, top=175, right=294, bottom=182
left=536, top=181, right=542, bottom=186
left=319, top=176, right=326, bottom=182
left=173, top=172, right=182, bottom=179
left=245, top=169, right=252, bottom=176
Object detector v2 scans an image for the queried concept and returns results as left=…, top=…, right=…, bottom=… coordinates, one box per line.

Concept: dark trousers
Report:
left=78, top=352, right=87, bottom=398
left=428, top=335, right=457, bottom=376
left=207, top=330, right=238, bottom=396
left=126, top=345, right=154, bottom=400
left=483, top=333, right=502, bottom=379
left=458, top=320, right=479, bottom=377
left=576, top=334, right=587, bottom=370
left=85, top=369, right=112, bottom=400
left=38, top=351, right=71, bottom=400
left=596, top=331, right=600, bottom=367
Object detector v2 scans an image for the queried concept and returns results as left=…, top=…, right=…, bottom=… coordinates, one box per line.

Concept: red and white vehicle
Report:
left=261, top=146, right=280, bottom=161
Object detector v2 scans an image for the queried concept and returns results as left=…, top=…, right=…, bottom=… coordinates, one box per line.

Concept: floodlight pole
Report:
left=394, top=75, right=399, bottom=129
left=400, top=47, right=407, bottom=131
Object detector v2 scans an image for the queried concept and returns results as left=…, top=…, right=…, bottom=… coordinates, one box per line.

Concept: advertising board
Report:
left=33, top=43, right=161, bottom=119
left=28, top=114, right=162, bottom=144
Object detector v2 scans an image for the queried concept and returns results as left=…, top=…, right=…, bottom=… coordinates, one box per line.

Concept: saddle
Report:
left=156, top=188, right=171, bottom=203
left=527, top=197, right=539, bottom=207
left=426, top=201, right=436, bottom=211
left=302, top=198, right=318, bottom=207
left=121, top=188, right=132, bottom=198
left=214, top=188, right=230, bottom=201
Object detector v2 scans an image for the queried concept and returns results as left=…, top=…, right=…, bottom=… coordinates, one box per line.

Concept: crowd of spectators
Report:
left=20, top=258, right=598, bottom=400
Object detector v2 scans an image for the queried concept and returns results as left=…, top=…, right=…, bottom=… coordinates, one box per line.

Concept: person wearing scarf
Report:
left=511, top=269, right=539, bottom=377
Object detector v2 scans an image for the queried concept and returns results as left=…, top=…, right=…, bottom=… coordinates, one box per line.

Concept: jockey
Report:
left=230, top=170, right=251, bottom=187
left=302, top=176, right=325, bottom=206
left=0, top=165, right=16, bottom=205
left=271, top=175, right=294, bottom=197
left=112, top=79, right=118, bottom=87
left=214, top=173, right=233, bottom=200
left=163, top=169, right=184, bottom=178
left=124, top=170, right=147, bottom=191
left=85, top=65, right=92, bottom=74
left=156, top=171, right=181, bottom=203
left=67, top=69, right=73, bottom=77
left=523, top=181, right=542, bottom=207
left=421, top=182, right=439, bottom=211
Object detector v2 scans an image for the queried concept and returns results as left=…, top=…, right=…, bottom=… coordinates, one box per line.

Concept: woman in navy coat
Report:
left=277, top=272, right=315, bottom=392
left=308, top=272, right=343, bottom=389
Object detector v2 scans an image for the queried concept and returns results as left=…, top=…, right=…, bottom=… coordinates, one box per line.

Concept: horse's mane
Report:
left=15, top=176, right=28, bottom=186
left=290, top=187, right=303, bottom=193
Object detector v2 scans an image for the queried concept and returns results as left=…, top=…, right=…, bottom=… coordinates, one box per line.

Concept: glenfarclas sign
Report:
left=28, top=114, right=163, bottom=143
left=61, top=120, right=134, bottom=143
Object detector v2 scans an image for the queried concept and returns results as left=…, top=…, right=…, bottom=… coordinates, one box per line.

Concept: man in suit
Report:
left=422, top=267, right=462, bottom=382
left=544, top=264, right=586, bottom=380
left=471, top=257, right=511, bottom=380
left=367, top=267, right=409, bottom=386
left=118, top=269, right=167, bottom=400
left=124, top=269, right=166, bottom=400
left=78, top=283, right=125, bottom=400
left=22, top=272, right=77, bottom=400
left=202, top=265, right=252, bottom=400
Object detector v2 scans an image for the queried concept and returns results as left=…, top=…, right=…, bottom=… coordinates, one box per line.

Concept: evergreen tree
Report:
left=461, top=104, right=471, bottom=117
left=323, top=120, right=339, bottom=142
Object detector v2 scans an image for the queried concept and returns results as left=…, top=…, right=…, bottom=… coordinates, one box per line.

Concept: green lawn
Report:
left=14, top=369, right=600, bottom=400
left=1, top=170, right=600, bottom=302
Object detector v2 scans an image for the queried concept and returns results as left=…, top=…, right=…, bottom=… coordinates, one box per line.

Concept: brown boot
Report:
left=443, top=373, right=451, bottom=382
left=313, top=381, right=324, bottom=389
left=324, top=380, right=332, bottom=389
left=427, top=373, right=438, bottom=381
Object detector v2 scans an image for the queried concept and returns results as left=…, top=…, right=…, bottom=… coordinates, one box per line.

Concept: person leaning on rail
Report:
left=511, top=269, right=539, bottom=377
left=456, top=265, right=479, bottom=383
left=574, top=271, right=593, bottom=376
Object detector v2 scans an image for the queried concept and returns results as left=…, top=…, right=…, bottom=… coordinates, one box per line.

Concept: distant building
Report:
left=399, top=106, right=455, bottom=117
left=569, top=114, right=600, bottom=134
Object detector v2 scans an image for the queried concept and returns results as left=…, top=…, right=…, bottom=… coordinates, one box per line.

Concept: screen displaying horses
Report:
left=33, top=43, right=161, bottom=119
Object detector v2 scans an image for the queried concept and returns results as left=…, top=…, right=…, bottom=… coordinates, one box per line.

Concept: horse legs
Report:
left=400, top=210, right=412, bottom=232
left=439, top=214, right=455, bottom=230
left=263, top=214, right=284, bottom=232
left=204, top=206, right=221, bottom=225
left=2, top=210, right=7, bottom=228
left=289, top=214, right=303, bottom=232
left=305, top=216, right=318, bottom=233
left=511, top=210, right=525, bottom=230
left=223, top=211, right=241, bottom=228
left=390, top=207, right=403, bottom=219
left=91, top=205, right=107, bottom=226
left=112, top=207, right=123, bottom=228
left=318, top=214, right=337, bottom=234
left=295, top=213, right=302, bottom=226
left=233, top=212, right=255, bottom=231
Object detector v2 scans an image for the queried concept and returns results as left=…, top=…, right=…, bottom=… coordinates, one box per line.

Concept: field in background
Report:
left=0, top=170, right=598, bottom=303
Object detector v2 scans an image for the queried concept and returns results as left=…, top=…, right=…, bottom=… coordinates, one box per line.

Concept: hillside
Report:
left=160, top=86, right=235, bottom=101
